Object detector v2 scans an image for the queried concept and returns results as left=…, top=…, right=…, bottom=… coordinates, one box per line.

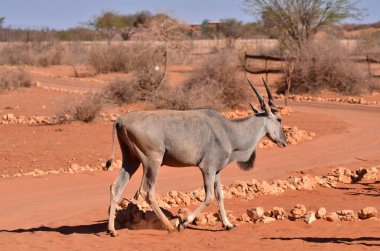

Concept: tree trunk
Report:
left=156, top=46, right=168, bottom=92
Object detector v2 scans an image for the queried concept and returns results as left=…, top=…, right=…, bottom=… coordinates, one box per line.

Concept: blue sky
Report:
left=0, top=0, right=379, bottom=30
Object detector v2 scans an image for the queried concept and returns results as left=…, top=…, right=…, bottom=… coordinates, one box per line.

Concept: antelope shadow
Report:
left=0, top=220, right=107, bottom=236
left=262, top=236, right=380, bottom=247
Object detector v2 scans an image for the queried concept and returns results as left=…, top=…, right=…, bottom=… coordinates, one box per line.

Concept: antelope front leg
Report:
left=179, top=171, right=215, bottom=231
left=214, top=173, right=235, bottom=230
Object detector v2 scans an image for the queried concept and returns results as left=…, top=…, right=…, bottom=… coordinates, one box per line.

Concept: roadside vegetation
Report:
left=66, top=48, right=246, bottom=122
left=277, top=38, right=371, bottom=95
left=0, top=67, right=32, bottom=92
left=1, top=1, right=379, bottom=122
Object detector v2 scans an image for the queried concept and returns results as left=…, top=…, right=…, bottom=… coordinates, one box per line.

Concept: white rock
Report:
left=289, top=204, right=307, bottom=220
left=325, top=212, right=339, bottom=222
left=247, top=207, right=265, bottom=222
left=304, top=211, right=317, bottom=224
left=316, top=207, right=327, bottom=219
left=358, top=207, right=377, bottom=219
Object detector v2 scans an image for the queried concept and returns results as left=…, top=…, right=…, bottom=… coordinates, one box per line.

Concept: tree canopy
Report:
left=243, top=0, right=362, bottom=47
left=0, top=17, right=5, bottom=28
left=89, top=11, right=129, bottom=42
left=219, top=18, right=245, bottom=45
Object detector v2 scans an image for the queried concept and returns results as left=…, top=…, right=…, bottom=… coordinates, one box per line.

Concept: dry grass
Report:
left=368, top=80, right=380, bottom=93
left=102, top=78, right=137, bottom=104
left=72, top=93, right=103, bottom=122
left=279, top=39, right=371, bottom=95
left=87, top=44, right=132, bottom=73
left=65, top=66, right=166, bottom=122
left=177, top=49, right=247, bottom=110
left=59, top=92, right=104, bottom=123
left=62, top=42, right=90, bottom=65
left=153, top=85, right=189, bottom=110
left=0, top=42, right=64, bottom=67
left=87, top=42, right=167, bottom=74
left=0, top=67, right=32, bottom=92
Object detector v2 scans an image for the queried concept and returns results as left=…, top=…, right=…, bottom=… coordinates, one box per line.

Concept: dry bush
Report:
left=167, top=41, right=193, bottom=65
left=134, top=66, right=166, bottom=97
left=0, top=67, right=32, bottom=92
left=279, top=39, right=370, bottom=95
left=177, top=49, right=247, bottom=110
left=368, top=81, right=380, bottom=93
left=87, top=42, right=166, bottom=74
left=65, top=43, right=168, bottom=122
left=102, top=78, right=137, bottom=104
left=35, top=42, right=64, bottom=67
left=103, top=66, right=165, bottom=105
left=100, top=42, right=167, bottom=103
left=62, top=42, right=90, bottom=65
left=356, top=31, right=380, bottom=54
left=153, top=85, right=189, bottom=110
left=130, top=43, right=166, bottom=72
left=73, top=94, right=103, bottom=122
left=0, top=42, right=64, bottom=66
left=57, top=92, right=104, bottom=123
left=87, top=43, right=132, bottom=73
left=0, top=44, right=34, bottom=65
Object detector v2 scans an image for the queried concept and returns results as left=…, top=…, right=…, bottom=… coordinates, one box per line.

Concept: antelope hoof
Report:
left=108, top=230, right=119, bottom=237
left=224, top=224, right=236, bottom=231
left=178, top=222, right=187, bottom=232
left=167, top=226, right=176, bottom=233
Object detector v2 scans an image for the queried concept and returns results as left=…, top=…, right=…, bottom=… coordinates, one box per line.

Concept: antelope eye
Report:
left=277, top=118, right=282, bottom=122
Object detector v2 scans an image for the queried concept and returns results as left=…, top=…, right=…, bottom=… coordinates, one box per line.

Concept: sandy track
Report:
left=32, top=74, right=106, bottom=92
left=0, top=101, right=380, bottom=250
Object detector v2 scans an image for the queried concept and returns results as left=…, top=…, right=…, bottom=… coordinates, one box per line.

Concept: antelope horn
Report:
left=261, top=77, right=278, bottom=110
left=248, top=102, right=260, bottom=114
left=247, top=78, right=265, bottom=110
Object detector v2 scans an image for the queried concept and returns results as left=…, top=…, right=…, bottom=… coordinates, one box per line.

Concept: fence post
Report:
left=244, top=52, right=247, bottom=79
left=367, top=54, right=372, bottom=76
left=265, top=55, right=268, bottom=85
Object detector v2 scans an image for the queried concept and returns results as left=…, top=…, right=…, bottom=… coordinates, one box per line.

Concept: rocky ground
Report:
left=0, top=65, right=380, bottom=250
left=113, top=166, right=380, bottom=230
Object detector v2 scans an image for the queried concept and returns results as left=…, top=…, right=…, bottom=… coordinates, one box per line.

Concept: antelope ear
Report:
left=270, top=106, right=279, bottom=113
left=248, top=102, right=260, bottom=114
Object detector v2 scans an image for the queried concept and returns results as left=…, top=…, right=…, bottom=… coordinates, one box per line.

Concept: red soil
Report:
left=0, top=66, right=380, bottom=250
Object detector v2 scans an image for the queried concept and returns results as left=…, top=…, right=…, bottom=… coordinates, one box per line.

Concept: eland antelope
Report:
left=106, top=78, right=287, bottom=237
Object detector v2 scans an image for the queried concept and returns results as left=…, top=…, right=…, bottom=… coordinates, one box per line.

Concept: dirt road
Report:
left=32, top=74, right=106, bottom=92
left=0, top=101, right=379, bottom=250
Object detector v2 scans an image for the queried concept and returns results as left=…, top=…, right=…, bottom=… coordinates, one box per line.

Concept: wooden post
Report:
left=265, top=55, right=269, bottom=85
left=367, top=54, right=372, bottom=76
left=244, top=52, right=247, bottom=79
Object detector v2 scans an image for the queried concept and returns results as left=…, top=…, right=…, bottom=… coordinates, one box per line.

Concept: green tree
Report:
left=242, top=22, right=262, bottom=38
left=0, top=17, right=5, bottom=28
left=201, top=19, right=213, bottom=38
left=89, top=11, right=129, bottom=43
left=243, top=0, right=362, bottom=48
left=120, top=11, right=153, bottom=40
left=219, top=18, right=245, bottom=46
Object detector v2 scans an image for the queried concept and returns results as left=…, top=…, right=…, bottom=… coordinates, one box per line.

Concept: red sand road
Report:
left=0, top=101, right=380, bottom=250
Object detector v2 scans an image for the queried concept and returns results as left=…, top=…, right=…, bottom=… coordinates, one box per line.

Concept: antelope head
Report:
left=248, top=78, right=287, bottom=148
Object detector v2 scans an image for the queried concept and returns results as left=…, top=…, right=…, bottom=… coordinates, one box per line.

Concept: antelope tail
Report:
left=105, top=121, right=117, bottom=170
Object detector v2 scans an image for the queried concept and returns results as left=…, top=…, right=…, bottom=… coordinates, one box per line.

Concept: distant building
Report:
left=191, top=21, right=221, bottom=32
left=190, top=21, right=221, bottom=38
